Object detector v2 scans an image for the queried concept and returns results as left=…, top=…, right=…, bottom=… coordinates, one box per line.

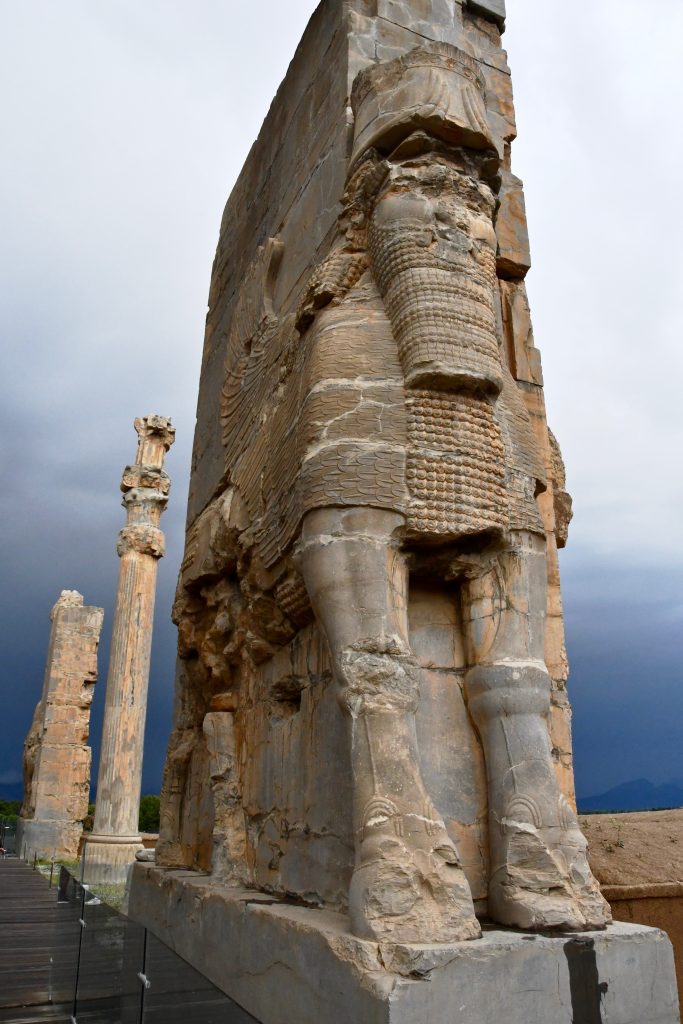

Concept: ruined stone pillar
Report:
left=17, top=590, right=104, bottom=861
left=85, top=416, right=174, bottom=882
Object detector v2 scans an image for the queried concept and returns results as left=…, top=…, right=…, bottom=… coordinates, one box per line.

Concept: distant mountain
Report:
left=578, top=778, right=683, bottom=813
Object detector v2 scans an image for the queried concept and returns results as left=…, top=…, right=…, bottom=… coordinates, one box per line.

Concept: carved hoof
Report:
left=349, top=836, right=480, bottom=943
left=488, top=825, right=612, bottom=932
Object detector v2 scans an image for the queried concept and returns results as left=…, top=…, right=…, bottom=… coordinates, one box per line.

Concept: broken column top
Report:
left=50, top=590, right=84, bottom=618
left=133, top=415, right=176, bottom=468
left=120, top=416, right=175, bottom=502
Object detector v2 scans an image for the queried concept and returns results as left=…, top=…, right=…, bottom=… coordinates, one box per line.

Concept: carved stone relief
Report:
left=160, top=30, right=608, bottom=944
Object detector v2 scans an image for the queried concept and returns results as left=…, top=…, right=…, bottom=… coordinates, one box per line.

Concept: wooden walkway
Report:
left=0, top=859, right=76, bottom=1022
left=0, top=859, right=258, bottom=1024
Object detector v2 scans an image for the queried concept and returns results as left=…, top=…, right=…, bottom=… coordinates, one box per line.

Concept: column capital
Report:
left=120, top=464, right=171, bottom=496
left=117, top=524, right=166, bottom=558
left=134, top=415, right=175, bottom=469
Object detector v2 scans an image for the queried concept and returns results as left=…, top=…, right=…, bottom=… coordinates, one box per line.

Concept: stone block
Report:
left=467, top=0, right=505, bottom=30
left=129, top=866, right=681, bottom=1024
left=463, top=8, right=508, bottom=74
left=16, top=817, right=83, bottom=862
left=499, top=279, right=543, bottom=385
left=377, top=0, right=459, bottom=37
left=497, top=170, right=531, bottom=278
left=479, top=62, right=516, bottom=149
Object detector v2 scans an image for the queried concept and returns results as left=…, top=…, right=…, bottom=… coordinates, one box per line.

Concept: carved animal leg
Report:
left=461, top=530, right=611, bottom=931
left=298, top=507, right=479, bottom=943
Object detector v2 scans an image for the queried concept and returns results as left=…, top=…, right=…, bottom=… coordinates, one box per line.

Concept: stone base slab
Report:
left=17, top=817, right=81, bottom=861
left=82, top=836, right=143, bottom=884
left=128, top=865, right=681, bottom=1024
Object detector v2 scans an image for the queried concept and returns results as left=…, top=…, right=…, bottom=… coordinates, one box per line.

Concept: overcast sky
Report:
left=1, top=1, right=681, bottom=804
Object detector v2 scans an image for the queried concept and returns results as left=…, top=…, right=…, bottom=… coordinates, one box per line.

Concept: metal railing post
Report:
left=71, top=879, right=87, bottom=1024
left=138, top=927, right=150, bottom=1024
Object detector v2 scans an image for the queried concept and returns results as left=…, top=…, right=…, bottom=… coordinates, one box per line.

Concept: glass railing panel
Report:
left=118, top=912, right=147, bottom=1024
left=142, top=930, right=259, bottom=1024
left=1, top=819, right=17, bottom=856
left=31, top=865, right=262, bottom=1023
left=49, top=866, right=84, bottom=1014
left=73, top=880, right=145, bottom=1024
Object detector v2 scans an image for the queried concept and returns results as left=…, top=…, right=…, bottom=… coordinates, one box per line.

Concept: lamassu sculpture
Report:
left=157, top=39, right=609, bottom=945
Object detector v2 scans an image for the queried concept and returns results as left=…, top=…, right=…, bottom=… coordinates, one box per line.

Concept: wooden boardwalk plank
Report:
left=0, top=860, right=261, bottom=1023
left=0, top=861, right=62, bottom=1011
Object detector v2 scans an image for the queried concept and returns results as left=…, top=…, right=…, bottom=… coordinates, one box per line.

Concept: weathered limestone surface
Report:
left=18, top=591, right=103, bottom=860
left=129, top=0, right=680, bottom=1018
left=154, top=0, right=592, bottom=934
left=466, top=0, right=505, bottom=31
left=130, top=865, right=680, bottom=1024
left=85, top=416, right=174, bottom=883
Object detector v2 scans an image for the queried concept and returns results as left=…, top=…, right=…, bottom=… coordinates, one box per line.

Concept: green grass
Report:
left=86, top=881, right=126, bottom=910
left=34, top=858, right=126, bottom=910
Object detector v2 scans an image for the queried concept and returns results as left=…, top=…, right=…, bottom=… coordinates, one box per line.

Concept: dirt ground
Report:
left=581, top=808, right=683, bottom=888
left=582, top=808, right=683, bottom=997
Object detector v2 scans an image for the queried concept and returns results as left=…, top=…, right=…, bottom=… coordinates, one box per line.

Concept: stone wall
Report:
left=583, top=809, right=683, bottom=995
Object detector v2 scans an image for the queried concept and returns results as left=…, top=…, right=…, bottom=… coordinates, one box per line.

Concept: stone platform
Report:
left=16, top=817, right=82, bottom=863
left=128, top=865, right=680, bottom=1024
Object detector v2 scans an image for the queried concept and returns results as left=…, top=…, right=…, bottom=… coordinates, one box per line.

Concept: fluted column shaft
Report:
left=86, top=416, right=174, bottom=881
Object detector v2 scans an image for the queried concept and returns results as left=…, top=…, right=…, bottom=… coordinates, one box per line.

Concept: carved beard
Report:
left=368, top=168, right=501, bottom=393
left=368, top=168, right=509, bottom=542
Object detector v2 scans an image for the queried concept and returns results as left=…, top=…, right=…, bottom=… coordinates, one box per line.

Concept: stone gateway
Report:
left=129, top=3, right=680, bottom=1021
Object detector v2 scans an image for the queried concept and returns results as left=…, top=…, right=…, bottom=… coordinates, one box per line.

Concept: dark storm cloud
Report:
left=1, top=1, right=681, bottom=800
left=561, top=550, right=683, bottom=797
left=0, top=1, right=318, bottom=794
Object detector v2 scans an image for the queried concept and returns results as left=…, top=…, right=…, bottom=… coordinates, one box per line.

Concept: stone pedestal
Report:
left=18, top=590, right=103, bottom=861
left=85, top=416, right=174, bottom=883
left=129, top=865, right=680, bottom=1024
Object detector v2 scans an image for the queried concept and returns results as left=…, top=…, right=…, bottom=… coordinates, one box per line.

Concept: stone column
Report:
left=17, top=590, right=104, bottom=861
left=85, top=416, right=175, bottom=882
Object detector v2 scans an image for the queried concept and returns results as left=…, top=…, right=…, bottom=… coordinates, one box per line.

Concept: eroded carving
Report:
left=162, top=37, right=608, bottom=944
left=18, top=590, right=103, bottom=861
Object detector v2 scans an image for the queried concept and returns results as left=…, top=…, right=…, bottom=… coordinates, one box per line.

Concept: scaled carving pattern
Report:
left=160, top=7, right=610, bottom=947
left=405, top=390, right=508, bottom=536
